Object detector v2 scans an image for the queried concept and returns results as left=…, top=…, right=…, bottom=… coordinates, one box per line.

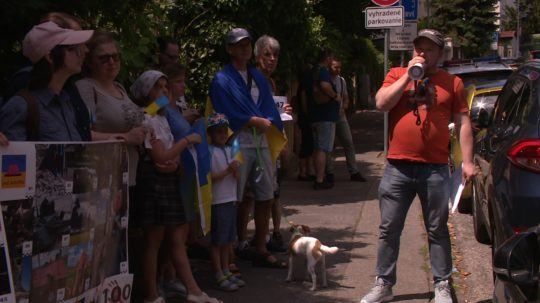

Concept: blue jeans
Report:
left=376, top=160, right=452, bottom=285
left=326, top=114, right=359, bottom=175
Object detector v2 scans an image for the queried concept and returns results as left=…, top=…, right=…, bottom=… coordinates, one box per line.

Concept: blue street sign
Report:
left=396, top=0, right=418, bottom=21
left=492, top=31, right=499, bottom=43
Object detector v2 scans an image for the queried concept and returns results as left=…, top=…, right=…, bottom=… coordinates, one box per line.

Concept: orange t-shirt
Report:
left=383, top=67, right=468, bottom=164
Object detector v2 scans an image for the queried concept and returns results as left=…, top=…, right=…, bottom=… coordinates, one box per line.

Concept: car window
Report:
left=470, top=91, right=499, bottom=122
left=512, top=83, right=531, bottom=125
left=492, top=78, right=522, bottom=124
left=517, top=81, right=538, bottom=125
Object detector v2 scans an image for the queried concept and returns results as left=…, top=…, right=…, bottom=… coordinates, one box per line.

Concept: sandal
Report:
left=215, top=275, right=239, bottom=292
left=252, top=251, right=287, bottom=269
left=226, top=273, right=246, bottom=287
left=228, top=263, right=242, bottom=278
left=187, top=292, right=223, bottom=303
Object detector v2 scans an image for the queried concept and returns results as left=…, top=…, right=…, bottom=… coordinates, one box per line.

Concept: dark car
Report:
left=472, top=60, right=540, bottom=251
left=492, top=225, right=539, bottom=302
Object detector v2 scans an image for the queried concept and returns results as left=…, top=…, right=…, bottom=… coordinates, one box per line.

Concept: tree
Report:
left=430, top=0, right=498, bottom=58
left=0, top=0, right=383, bottom=106
left=503, top=0, right=540, bottom=49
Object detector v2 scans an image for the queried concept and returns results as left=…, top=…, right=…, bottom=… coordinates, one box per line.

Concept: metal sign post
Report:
left=366, top=1, right=409, bottom=155
left=383, top=29, right=389, bottom=154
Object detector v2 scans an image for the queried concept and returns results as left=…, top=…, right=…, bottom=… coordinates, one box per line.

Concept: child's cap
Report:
left=207, top=113, right=229, bottom=130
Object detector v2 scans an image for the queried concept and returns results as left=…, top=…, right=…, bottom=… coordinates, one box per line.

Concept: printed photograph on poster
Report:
left=0, top=213, right=16, bottom=303
left=0, top=142, right=36, bottom=202
left=0, top=142, right=130, bottom=303
left=273, top=96, right=293, bottom=121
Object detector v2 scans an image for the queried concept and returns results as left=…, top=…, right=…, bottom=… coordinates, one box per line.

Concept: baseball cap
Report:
left=226, top=28, right=251, bottom=45
left=207, top=113, right=229, bottom=130
left=413, top=29, right=444, bottom=48
left=23, top=21, right=94, bottom=63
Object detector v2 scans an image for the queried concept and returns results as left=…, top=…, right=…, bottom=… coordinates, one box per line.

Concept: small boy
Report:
left=208, top=113, right=246, bottom=291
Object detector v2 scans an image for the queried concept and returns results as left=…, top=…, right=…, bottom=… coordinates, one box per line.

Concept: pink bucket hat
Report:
left=22, top=21, right=94, bottom=63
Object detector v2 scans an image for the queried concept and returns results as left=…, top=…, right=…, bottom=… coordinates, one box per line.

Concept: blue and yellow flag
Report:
left=207, top=64, right=287, bottom=163
left=144, top=95, right=169, bottom=116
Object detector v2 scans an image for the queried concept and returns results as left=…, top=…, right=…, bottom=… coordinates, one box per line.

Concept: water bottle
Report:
left=408, top=62, right=425, bottom=80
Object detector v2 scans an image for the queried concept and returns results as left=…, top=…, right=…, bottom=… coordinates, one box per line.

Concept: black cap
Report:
left=414, top=29, right=444, bottom=48
left=226, top=28, right=251, bottom=45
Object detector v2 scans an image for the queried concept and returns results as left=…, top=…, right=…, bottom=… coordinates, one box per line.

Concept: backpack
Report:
left=17, top=90, right=40, bottom=141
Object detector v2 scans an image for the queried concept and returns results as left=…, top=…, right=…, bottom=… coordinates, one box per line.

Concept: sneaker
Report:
left=314, top=180, right=333, bottom=190
left=216, top=275, right=239, bottom=292
left=162, top=278, right=187, bottom=298
left=267, top=231, right=287, bottom=253
left=226, top=273, right=246, bottom=287
left=325, top=173, right=335, bottom=184
left=360, top=278, right=393, bottom=303
left=434, top=280, right=453, bottom=303
left=350, top=173, right=367, bottom=182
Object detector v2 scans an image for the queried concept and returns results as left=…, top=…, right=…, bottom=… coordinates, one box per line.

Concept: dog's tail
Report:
left=320, top=245, right=338, bottom=254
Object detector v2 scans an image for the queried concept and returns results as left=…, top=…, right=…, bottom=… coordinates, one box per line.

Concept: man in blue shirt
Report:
left=307, top=49, right=341, bottom=190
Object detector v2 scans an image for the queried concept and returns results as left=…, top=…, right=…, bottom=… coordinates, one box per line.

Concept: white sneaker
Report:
left=434, top=280, right=453, bottom=303
left=163, top=278, right=187, bottom=297
left=360, top=277, right=393, bottom=303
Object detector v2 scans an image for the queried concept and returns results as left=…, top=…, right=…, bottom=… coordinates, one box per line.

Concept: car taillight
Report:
left=507, top=139, right=540, bottom=173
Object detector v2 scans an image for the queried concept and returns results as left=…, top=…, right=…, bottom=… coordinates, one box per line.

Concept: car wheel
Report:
left=472, top=181, right=491, bottom=244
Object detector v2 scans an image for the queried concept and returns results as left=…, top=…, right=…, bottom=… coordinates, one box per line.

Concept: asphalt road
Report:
left=147, top=110, right=495, bottom=303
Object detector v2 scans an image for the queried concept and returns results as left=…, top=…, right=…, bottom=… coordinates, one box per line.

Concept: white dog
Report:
left=285, top=224, right=339, bottom=290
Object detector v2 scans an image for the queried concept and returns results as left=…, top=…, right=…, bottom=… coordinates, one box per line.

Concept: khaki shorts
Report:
left=237, top=147, right=274, bottom=202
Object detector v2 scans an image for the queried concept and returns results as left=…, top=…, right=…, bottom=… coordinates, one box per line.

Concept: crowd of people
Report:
left=0, top=12, right=368, bottom=303
left=0, top=10, right=474, bottom=303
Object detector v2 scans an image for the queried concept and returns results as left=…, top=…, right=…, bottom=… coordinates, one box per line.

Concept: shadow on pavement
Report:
left=389, top=291, right=432, bottom=302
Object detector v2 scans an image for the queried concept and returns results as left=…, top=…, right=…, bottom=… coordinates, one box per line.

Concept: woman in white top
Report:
left=76, top=32, right=146, bottom=186
left=130, top=70, right=220, bottom=303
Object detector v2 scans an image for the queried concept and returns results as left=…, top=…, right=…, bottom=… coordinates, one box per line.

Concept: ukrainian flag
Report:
left=188, top=119, right=213, bottom=234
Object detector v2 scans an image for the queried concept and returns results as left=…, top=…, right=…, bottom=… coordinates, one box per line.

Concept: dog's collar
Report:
left=290, top=230, right=304, bottom=239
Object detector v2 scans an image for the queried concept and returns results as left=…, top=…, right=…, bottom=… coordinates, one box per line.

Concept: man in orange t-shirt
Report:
left=360, top=29, right=475, bottom=303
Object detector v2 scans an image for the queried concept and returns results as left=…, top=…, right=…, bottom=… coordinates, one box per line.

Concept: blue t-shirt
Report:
left=307, top=66, right=340, bottom=122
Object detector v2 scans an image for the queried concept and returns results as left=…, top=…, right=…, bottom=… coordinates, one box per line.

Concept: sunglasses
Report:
left=97, top=53, right=121, bottom=64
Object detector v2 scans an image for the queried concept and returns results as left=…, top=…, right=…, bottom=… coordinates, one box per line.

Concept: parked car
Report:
left=443, top=57, right=513, bottom=88
left=492, top=225, right=539, bottom=302
left=472, top=61, right=540, bottom=249
left=450, top=80, right=506, bottom=213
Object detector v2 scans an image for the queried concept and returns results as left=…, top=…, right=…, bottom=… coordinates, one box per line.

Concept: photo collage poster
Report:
left=0, top=142, right=132, bottom=303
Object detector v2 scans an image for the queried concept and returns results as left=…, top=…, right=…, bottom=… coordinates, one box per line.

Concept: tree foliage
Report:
left=502, top=0, right=540, bottom=49
left=0, top=0, right=382, bottom=104
left=430, top=0, right=498, bottom=57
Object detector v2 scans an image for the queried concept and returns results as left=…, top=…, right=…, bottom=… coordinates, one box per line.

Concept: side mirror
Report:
left=493, top=231, right=539, bottom=285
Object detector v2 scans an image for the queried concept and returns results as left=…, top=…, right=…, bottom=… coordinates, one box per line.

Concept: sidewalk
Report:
left=193, top=111, right=435, bottom=303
